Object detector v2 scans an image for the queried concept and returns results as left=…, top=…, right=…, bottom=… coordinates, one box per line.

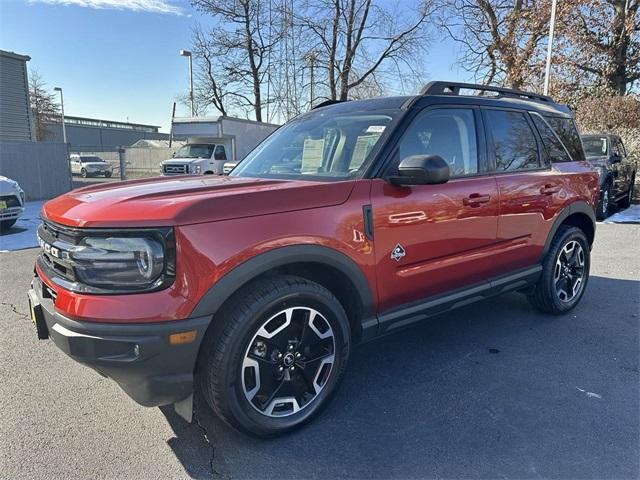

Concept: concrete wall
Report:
left=0, top=140, right=72, bottom=200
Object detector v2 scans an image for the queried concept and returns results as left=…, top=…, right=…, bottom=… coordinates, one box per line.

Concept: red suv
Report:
left=28, top=82, right=598, bottom=437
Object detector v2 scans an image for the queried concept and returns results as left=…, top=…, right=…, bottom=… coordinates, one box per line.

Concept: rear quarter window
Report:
left=530, top=113, right=571, bottom=164
left=543, top=116, right=586, bottom=162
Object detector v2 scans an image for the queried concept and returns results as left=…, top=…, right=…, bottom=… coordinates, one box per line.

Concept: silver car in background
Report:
left=70, top=154, right=113, bottom=178
left=0, top=176, right=25, bottom=231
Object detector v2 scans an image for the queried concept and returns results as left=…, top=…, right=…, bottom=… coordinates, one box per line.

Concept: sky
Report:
left=0, top=0, right=468, bottom=132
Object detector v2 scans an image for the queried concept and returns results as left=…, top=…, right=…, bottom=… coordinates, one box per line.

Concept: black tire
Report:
left=528, top=226, right=590, bottom=315
left=104, top=171, right=112, bottom=178
left=596, top=181, right=612, bottom=220
left=0, top=219, right=17, bottom=232
left=618, top=174, right=635, bottom=209
left=199, top=275, right=351, bottom=437
left=81, top=168, right=88, bottom=178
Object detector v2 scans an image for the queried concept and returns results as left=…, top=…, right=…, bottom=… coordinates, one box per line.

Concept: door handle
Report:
left=463, top=193, right=491, bottom=206
left=540, top=184, right=561, bottom=195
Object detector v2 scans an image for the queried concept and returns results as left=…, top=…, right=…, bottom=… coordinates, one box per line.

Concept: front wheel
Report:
left=0, top=219, right=17, bottom=232
left=200, top=275, right=351, bottom=437
left=528, top=226, right=590, bottom=315
left=104, top=171, right=112, bottom=178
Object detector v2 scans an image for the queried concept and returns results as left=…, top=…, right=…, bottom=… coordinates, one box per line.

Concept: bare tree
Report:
left=439, top=0, right=553, bottom=89
left=29, top=70, right=60, bottom=141
left=190, top=0, right=281, bottom=121
left=299, top=0, right=433, bottom=101
left=557, top=0, right=639, bottom=96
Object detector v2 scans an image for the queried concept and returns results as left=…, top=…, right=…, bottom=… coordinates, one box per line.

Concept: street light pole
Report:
left=180, top=49, right=194, bottom=117
left=305, top=51, right=318, bottom=107
left=53, top=87, right=67, bottom=144
left=543, top=0, right=558, bottom=96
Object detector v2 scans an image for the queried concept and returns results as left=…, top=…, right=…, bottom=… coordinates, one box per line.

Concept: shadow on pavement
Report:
left=162, top=275, right=639, bottom=479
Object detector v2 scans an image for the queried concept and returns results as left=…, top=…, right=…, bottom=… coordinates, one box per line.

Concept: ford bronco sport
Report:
left=28, top=82, right=598, bottom=437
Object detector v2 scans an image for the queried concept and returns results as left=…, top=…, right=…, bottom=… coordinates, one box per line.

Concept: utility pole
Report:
left=305, top=51, right=318, bottom=107
left=543, top=0, right=558, bottom=96
left=53, top=87, right=66, bottom=144
left=169, top=102, right=176, bottom=148
left=180, top=50, right=194, bottom=116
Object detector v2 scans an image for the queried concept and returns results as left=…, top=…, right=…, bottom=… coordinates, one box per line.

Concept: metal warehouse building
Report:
left=45, top=116, right=170, bottom=152
left=0, top=49, right=34, bottom=141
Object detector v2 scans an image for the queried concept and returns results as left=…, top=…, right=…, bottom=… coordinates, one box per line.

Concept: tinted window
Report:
left=619, top=139, right=627, bottom=156
left=543, top=116, right=585, bottom=162
left=80, top=156, right=104, bottom=163
left=582, top=137, right=608, bottom=157
left=486, top=110, right=539, bottom=171
left=531, top=113, right=571, bottom=163
left=612, top=138, right=626, bottom=158
left=398, top=108, right=478, bottom=177
left=214, top=145, right=227, bottom=160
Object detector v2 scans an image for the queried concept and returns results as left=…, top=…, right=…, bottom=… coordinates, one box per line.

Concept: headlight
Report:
left=65, top=230, right=175, bottom=292
left=193, top=165, right=201, bottom=174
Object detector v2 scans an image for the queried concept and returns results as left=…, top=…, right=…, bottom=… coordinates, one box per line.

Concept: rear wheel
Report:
left=528, top=226, right=590, bottom=315
left=81, top=168, right=88, bottom=178
left=619, top=175, right=635, bottom=209
left=200, top=275, right=351, bottom=437
left=596, top=182, right=611, bottom=220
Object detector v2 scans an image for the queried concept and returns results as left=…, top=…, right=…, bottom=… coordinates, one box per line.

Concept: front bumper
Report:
left=0, top=206, right=24, bottom=221
left=29, top=275, right=210, bottom=410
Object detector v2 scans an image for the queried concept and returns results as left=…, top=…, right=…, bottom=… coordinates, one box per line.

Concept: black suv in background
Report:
left=582, top=134, right=637, bottom=220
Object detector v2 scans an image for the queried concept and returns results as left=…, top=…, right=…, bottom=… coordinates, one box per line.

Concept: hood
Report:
left=0, top=176, right=23, bottom=197
left=42, top=175, right=356, bottom=228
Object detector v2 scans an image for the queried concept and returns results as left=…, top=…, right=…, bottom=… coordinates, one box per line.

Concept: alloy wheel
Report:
left=553, top=240, right=586, bottom=303
left=602, top=190, right=609, bottom=215
left=241, top=307, right=335, bottom=417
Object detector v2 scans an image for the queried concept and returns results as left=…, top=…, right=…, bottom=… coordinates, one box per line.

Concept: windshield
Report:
left=582, top=137, right=608, bottom=157
left=80, top=156, right=104, bottom=163
left=231, top=111, right=396, bottom=181
left=174, top=144, right=215, bottom=159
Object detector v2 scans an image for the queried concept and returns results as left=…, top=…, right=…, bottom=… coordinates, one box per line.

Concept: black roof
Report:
left=312, top=81, right=572, bottom=118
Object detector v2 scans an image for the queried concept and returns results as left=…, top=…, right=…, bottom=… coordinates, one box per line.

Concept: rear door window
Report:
left=485, top=109, right=540, bottom=171
left=542, top=116, right=585, bottom=162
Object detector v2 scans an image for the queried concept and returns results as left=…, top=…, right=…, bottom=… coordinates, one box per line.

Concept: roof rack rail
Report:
left=420, top=81, right=553, bottom=103
left=312, top=99, right=347, bottom=110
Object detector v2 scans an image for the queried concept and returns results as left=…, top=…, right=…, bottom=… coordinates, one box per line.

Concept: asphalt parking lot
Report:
left=1, top=223, right=638, bottom=479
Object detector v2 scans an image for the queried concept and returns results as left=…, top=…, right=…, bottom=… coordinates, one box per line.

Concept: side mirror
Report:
left=389, top=155, right=450, bottom=186
left=611, top=154, right=622, bottom=164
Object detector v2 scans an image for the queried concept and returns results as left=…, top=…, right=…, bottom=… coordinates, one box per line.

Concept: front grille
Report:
left=37, top=221, right=80, bottom=285
left=0, top=195, right=20, bottom=208
left=163, top=164, right=189, bottom=175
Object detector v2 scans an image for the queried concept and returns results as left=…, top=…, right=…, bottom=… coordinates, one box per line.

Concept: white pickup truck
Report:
left=161, top=117, right=279, bottom=176
left=161, top=142, right=229, bottom=176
